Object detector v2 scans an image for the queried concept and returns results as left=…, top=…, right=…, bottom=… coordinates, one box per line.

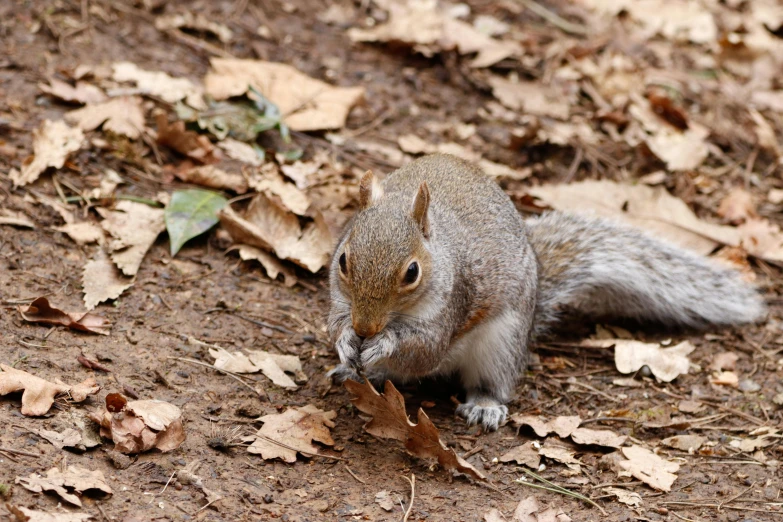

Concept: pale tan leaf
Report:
left=39, top=78, right=107, bottom=104
left=0, top=209, right=35, bottom=228
left=82, top=249, right=135, bottom=310
left=89, top=398, right=186, bottom=454
left=499, top=444, right=541, bottom=468
left=709, top=352, right=739, bottom=371
left=512, top=496, right=539, bottom=522
left=112, top=61, right=204, bottom=108
left=7, top=505, right=93, bottom=522
left=375, top=491, right=394, bottom=512
left=11, top=120, right=84, bottom=187
left=229, top=244, right=298, bottom=287
left=583, top=339, right=695, bottom=382
left=644, top=126, right=709, bottom=171
left=37, top=428, right=84, bottom=450
left=483, top=509, right=506, bottom=522
left=538, top=440, right=582, bottom=472
left=509, top=415, right=581, bottom=438
left=661, top=435, right=706, bottom=452
left=718, top=188, right=757, bottom=225
left=710, top=370, right=739, bottom=387
left=768, top=189, right=783, bottom=205
left=246, top=164, right=311, bottom=215
left=735, top=218, right=783, bottom=262
left=209, top=347, right=304, bottom=389
left=570, top=427, right=627, bottom=448
left=0, top=364, right=71, bottom=416
left=344, top=379, right=485, bottom=480
left=155, top=12, right=233, bottom=42
left=619, top=445, right=679, bottom=492
left=97, top=200, right=166, bottom=276
left=218, top=138, right=264, bottom=166
left=488, top=76, right=570, bottom=120
left=175, top=165, right=248, bottom=193
left=247, top=405, right=336, bottom=462
left=55, top=222, right=104, bottom=245
left=15, top=465, right=112, bottom=507
left=204, top=58, right=364, bottom=131
left=603, top=487, right=643, bottom=507
left=65, top=96, right=145, bottom=139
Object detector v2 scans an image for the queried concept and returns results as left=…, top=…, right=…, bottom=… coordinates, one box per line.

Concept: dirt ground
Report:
left=1, top=1, right=782, bottom=521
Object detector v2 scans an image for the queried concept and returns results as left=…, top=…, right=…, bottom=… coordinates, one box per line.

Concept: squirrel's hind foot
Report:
left=456, top=399, right=508, bottom=432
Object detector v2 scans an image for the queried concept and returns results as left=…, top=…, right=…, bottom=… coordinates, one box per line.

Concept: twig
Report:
left=64, top=194, right=164, bottom=207
left=345, top=465, right=367, bottom=485
left=234, top=313, right=294, bottom=334
left=718, top=482, right=754, bottom=511
left=148, top=469, right=177, bottom=505
left=402, top=474, right=415, bottom=522
left=252, top=434, right=344, bottom=461
left=0, top=446, right=40, bottom=457
left=671, top=512, right=702, bottom=522
left=515, top=469, right=607, bottom=515
left=167, top=356, right=266, bottom=400
left=519, top=0, right=588, bottom=35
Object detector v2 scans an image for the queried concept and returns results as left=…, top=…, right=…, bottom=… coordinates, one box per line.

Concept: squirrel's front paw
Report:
left=359, top=332, right=396, bottom=368
left=335, top=327, right=362, bottom=367
left=456, top=400, right=508, bottom=432
left=327, top=364, right=361, bottom=383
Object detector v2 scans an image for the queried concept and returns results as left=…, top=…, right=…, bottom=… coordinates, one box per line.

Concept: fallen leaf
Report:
left=165, top=189, right=228, bottom=256
left=209, top=347, right=306, bottom=389
left=488, top=76, right=570, bottom=120
left=583, top=339, right=695, bottom=382
left=345, top=379, right=484, bottom=480
left=375, top=490, right=394, bottom=512
left=228, top=244, right=298, bottom=287
left=155, top=12, right=233, bottom=42
left=661, top=435, right=706, bottom=452
left=718, top=188, right=757, bottom=225
left=18, top=297, right=110, bottom=335
left=749, top=109, right=780, bottom=155
left=603, top=487, right=643, bottom=507
left=536, top=508, right=571, bottom=522
left=218, top=138, right=264, bottom=166
left=499, top=444, right=541, bottom=468
left=15, top=465, right=112, bottom=506
left=280, top=152, right=330, bottom=189
left=0, top=209, right=35, bottom=228
left=55, top=222, right=104, bottom=245
left=570, top=428, right=627, bottom=448
left=735, top=218, right=783, bottom=263
left=97, top=200, right=166, bottom=276
left=204, top=58, right=364, bottom=131
left=112, top=61, right=204, bottom=108
left=619, top=445, right=679, bottom=492
left=710, top=352, right=739, bottom=371
left=36, top=428, right=84, bottom=450
left=513, top=496, right=539, bottom=522
left=219, top=194, right=332, bottom=273
left=65, top=97, right=145, bottom=139
left=538, top=440, right=582, bottom=472
left=677, top=400, right=705, bottom=414
left=89, top=398, right=186, bottom=454
left=247, top=404, right=336, bottom=462
left=246, top=164, right=312, bottom=215
left=484, top=509, right=506, bottom=522
left=509, top=415, right=581, bottom=438
left=6, top=505, right=93, bottom=522
left=729, top=428, right=781, bottom=452
left=710, top=370, right=739, bottom=387
left=155, top=113, right=220, bottom=163
left=11, top=120, right=84, bottom=187
left=0, top=364, right=99, bottom=416
left=82, top=249, right=135, bottom=310
left=39, top=78, right=107, bottom=104
left=769, top=189, right=783, bottom=205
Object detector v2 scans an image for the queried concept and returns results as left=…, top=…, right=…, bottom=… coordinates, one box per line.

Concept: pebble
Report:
left=738, top=379, right=761, bottom=392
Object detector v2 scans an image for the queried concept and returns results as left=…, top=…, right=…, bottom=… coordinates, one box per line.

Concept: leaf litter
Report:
left=15, top=465, right=111, bottom=507
left=209, top=346, right=306, bottom=389
left=245, top=404, right=336, bottom=463
left=18, top=297, right=110, bottom=335
left=10, top=120, right=84, bottom=188
left=0, top=365, right=99, bottom=416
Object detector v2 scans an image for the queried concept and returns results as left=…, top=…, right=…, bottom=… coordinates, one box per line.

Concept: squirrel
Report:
left=327, top=154, right=766, bottom=431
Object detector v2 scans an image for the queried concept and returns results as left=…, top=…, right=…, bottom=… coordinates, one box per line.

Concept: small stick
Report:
left=167, top=356, right=266, bottom=400
left=718, top=482, right=755, bottom=511
left=519, top=0, right=588, bottom=35
left=345, top=465, right=367, bottom=485
left=402, top=474, right=415, bottom=522
left=0, top=446, right=40, bottom=458
left=149, top=469, right=177, bottom=505
left=252, top=434, right=345, bottom=461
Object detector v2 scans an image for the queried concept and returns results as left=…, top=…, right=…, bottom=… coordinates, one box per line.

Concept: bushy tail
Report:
left=525, top=211, right=767, bottom=338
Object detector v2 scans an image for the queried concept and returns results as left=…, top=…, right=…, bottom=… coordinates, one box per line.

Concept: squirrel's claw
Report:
left=456, top=401, right=508, bottom=432
left=327, top=364, right=361, bottom=384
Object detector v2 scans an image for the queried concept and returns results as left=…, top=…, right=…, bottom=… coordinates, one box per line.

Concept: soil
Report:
left=0, top=1, right=781, bottom=522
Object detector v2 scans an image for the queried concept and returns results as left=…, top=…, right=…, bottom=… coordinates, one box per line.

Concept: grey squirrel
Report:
left=327, top=154, right=766, bottom=431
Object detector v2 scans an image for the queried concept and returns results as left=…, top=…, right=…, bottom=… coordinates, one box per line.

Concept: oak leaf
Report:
left=247, top=405, right=336, bottom=462
left=344, top=379, right=485, bottom=480
left=97, top=200, right=166, bottom=277
left=619, top=445, right=679, bottom=492
left=39, top=78, right=107, bottom=104
left=19, top=297, right=110, bottom=335
left=0, top=364, right=99, bottom=416
left=15, top=465, right=112, bottom=507
left=89, top=398, right=186, bottom=454
left=65, top=97, right=145, bottom=139
left=11, top=120, right=84, bottom=188
left=81, top=249, right=135, bottom=310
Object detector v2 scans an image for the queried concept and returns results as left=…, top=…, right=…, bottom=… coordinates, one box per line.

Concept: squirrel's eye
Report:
left=403, top=261, right=419, bottom=285
left=339, top=252, right=348, bottom=275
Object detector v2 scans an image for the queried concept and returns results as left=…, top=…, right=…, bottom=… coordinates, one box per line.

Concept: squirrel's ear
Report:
left=411, top=182, right=430, bottom=238
left=358, top=170, right=382, bottom=210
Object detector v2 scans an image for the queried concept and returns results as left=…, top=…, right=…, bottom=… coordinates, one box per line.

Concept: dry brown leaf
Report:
left=344, top=379, right=485, bottom=481
left=39, top=78, right=107, bottom=104
left=247, top=405, right=336, bottom=462
left=513, top=496, right=539, bottom=522
left=11, top=120, right=84, bottom=188
left=583, top=339, right=694, bottom=382
left=155, top=12, right=233, bottom=42
left=97, top=200, right=166, bottom=277
left=218, top=138, right=263, bottom=166
left=729, top=428, right=781, bottom=452
left=509, top=415, right=581, bottom=438
left=375, top=491, right=394, bottom=512
left=209, top=347, right=305, bottom=389
left=89, top=398, right=186, bottom=454
left=677, top=400, right=705, bottom=414
left=36, top=428, right=84, bottom=450
left=280, top=152, right=330, bottom=189
left=538, top=440, right=582, bottom=472
left=16, top=465, right=111, bottom=507
left=735, top=218, right=783, bottom=262
left=661, top=435, right=706, bottom=452
left=619, top=445, right=679, bottom=492
left=710, top=352, right=739, bottom=371
left=219, top=194, right=332, bottom=273
left=82, top=249, right=135, bottom=310
left=570, top=427, right=627, bottom=448
left=65, top=97, right=144, bottom=139
left=175, top=164, right=248, bottom=193
left=499, top=444, right=541, bottom=468
left=484, top=509, right=505, bottom=522
left=229, top=244, right=298, bottom=287
left=535, top=509, right=572, bottom=522
left=528, top=181, right=739, bottom=256
left=488, top=76, right=570, bottom=120
left=55, top=222, right=104, bottom=245
left=6, top=505, right=93, bottom=522
left=246, top=164, right=312, bottom=215
left=112, top=61, right=204, bottom=108
left=0, top=364, right=98, bottom=416
left=718, top=188, right=757, bottom=225
left=603, top=487, right=643, bottom=507
left=0, top=209, right=35, bottom=228
left=18, top=297, right=110, bottom=335
left=710, top=370, right=739, bottom=387
left=749, top=109, right=780, bottom=155
left=155, top=113, right=220, bottom=163
left=204, top=58, right=364, bottom=131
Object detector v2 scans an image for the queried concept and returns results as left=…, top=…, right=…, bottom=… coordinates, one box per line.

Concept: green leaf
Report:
left=165, top=189, right=228, bottom=256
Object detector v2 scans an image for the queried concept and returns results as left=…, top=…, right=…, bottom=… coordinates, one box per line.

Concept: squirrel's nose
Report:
left=353, top=321, right=379, bottom=339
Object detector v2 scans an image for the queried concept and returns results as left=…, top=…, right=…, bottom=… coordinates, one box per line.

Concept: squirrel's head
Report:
left=335, top=170, right=432, bottom=338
